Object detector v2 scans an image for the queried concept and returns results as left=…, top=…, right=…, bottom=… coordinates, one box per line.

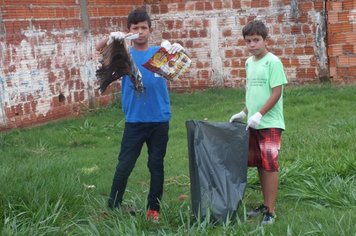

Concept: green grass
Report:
left=0, top=84, right=355, bottom=235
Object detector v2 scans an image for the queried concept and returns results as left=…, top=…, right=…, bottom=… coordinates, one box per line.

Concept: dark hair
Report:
left=127, top=7, right=151, bottom=29
left=242, top=20, right=268, bottom=40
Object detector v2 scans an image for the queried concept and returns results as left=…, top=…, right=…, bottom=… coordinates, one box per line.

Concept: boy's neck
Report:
left=253, top=49, right=268, bottom=61
left=133, top=43, right=149, bottom=51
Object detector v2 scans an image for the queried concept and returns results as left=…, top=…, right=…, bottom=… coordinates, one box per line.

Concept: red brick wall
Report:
left=0, top=0, right=354, bottom=130
left=0, top=0, right=141, bottom=130
left=151, top=0, right=330, bottom=90
left=327, top=0, right=356, bottom=83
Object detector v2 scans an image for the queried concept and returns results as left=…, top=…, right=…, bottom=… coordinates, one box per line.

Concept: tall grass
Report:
left=0, top=84, right=355, bottom=235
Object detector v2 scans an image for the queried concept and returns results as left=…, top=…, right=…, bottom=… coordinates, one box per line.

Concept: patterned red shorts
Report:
left=248, top=128, right=282, bottom=171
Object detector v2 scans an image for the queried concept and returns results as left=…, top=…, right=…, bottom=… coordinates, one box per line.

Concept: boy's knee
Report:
left=147, top=161, right=164, bottom=172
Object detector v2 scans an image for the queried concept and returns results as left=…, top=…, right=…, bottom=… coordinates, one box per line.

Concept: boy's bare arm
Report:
left=259, top=85, right=282, bottom=115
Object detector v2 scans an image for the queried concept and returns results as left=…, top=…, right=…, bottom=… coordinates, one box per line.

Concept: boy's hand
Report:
left=107, top=32, right=126, bottom=45
left=168, top=43, right=184, bottom=54
left=229, top=111, right=246, bottom=122
left=246, top=112, right=262, bottom=130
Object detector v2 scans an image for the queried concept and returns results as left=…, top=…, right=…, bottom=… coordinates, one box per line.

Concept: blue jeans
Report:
left=108, top=122, right=169, bottom=211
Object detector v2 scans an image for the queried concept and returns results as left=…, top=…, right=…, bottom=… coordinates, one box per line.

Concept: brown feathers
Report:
left=96, top=40, right=143, bottom=94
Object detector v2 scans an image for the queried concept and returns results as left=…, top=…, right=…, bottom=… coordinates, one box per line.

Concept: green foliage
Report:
left=0, top=84, right=355, bottom=235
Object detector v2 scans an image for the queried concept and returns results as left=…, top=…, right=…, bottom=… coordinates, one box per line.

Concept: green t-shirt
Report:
left=245, top=52, right=288, bottom=130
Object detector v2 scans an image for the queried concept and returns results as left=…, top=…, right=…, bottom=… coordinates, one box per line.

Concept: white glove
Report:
left=246, top=112, right=262, bottom=130
left=229, top=111, right=247, bottom=122
left=107, top=32, right=126, bottom=45
left=167, top=43, right=184, bottom=54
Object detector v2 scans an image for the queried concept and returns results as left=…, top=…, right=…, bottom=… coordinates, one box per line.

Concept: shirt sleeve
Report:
left=269, top=60, right=288, bottom=88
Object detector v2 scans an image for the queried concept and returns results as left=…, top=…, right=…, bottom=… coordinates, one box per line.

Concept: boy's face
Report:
left=129, top=21, right=152, bottom=46
left=244, top=34, right=267, bottom=60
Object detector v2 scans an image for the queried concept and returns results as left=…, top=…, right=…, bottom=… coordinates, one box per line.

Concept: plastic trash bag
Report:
left=186, top=120, right=249, bottom=223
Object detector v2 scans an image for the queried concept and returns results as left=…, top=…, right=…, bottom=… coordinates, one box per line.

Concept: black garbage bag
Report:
left=186, top=120, right=249, bottom=223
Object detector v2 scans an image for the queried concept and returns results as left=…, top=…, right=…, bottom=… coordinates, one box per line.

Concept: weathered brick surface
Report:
left=0, top=0, right=355, bottom=130
left=327, top=0, right=356, bottom=83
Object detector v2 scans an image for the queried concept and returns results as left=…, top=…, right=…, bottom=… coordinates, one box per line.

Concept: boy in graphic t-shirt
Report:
left=96, top=7, right=186, bottom=223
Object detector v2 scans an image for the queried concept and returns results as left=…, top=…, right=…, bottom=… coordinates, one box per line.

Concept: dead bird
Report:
left=96, top=38, right=144, bottom=94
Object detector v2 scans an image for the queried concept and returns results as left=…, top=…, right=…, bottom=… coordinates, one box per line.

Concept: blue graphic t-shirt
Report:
left=121, top=46, right=171, bottom=122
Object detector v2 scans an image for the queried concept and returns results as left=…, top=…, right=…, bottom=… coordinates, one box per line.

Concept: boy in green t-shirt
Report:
left=229, top=20, right=288, bottom=225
